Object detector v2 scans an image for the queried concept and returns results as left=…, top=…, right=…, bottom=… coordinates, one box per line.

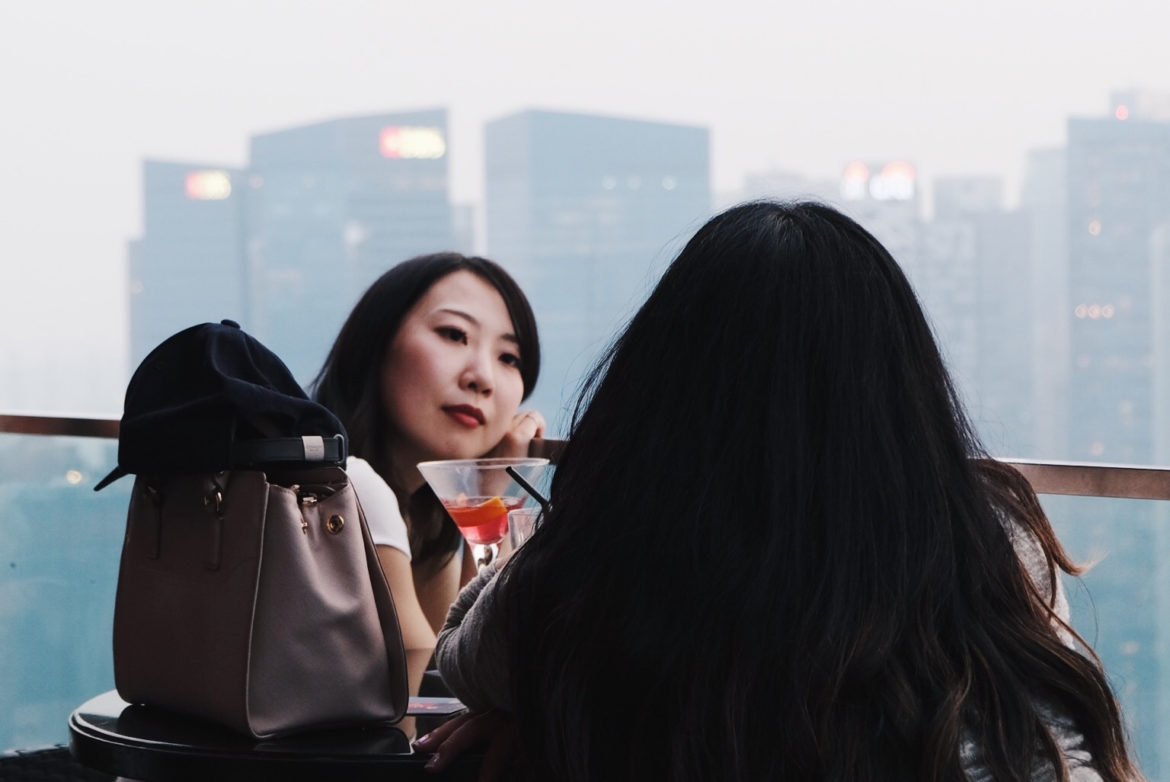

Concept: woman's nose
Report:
left=460, top=353, right=493, bottom=397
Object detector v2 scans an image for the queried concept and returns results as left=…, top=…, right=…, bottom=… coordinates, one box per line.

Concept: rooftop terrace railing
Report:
left=0, top=413, right=120, bottom=439
left=6, top=413, right=1167, bottom=501
left=3, top=412, right=1169, bottom=772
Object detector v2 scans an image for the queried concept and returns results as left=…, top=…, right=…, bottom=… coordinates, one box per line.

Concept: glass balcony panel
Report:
left=1044, top=493, right=1169, bottom=778
left=3, top=419, right=1169, bottom=779
left=1, top=433, right=126, bottom=752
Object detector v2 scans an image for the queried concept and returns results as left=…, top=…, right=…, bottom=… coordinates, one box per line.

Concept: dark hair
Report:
left=311, top=252, right=540, bottom=564
left=503, top=202, right=1137, bottom=781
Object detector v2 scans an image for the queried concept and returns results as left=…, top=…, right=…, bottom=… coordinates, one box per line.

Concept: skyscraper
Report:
left=128, top=160, right=247, bottom=365
left=1020, top=148, right=1069, bottom=459
left=246, top=109, right=455, bottom=382
left=837, top=160, right=921, bottom=281
left=917, top=177, right=1034, bottom=455
left=484, top=109, right=710, bottom=428
left=1067, top=99, right=1170, bottom=463
left=128, top=110, right=458, bottom=383
left=1065, top=91, right=1170, bottom=777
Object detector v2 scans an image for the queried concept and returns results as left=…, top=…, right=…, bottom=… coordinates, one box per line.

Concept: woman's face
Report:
left=380, top=270, right=527, bottom=471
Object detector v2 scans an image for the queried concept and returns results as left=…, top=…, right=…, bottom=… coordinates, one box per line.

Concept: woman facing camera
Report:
left=311, top=253, right=544, bottom=652
left=424, top=203, right=1140, bottom=781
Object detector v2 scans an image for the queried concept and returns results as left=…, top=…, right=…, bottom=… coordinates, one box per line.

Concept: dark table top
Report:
left=69, top=691, right=482, bottom=782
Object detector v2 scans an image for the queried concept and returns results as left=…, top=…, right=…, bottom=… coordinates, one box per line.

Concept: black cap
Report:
left=95, top=320, right=346, bottom=490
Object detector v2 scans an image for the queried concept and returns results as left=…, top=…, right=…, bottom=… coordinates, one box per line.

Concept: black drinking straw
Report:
left=506, top=466, right=550, bottom=515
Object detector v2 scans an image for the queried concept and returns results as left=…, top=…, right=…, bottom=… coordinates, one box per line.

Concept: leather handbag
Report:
left=112, top=463, right=408, bottom=738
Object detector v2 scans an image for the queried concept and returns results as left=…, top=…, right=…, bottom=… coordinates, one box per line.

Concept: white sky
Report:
left=2, top=0, right=1167, bottom=412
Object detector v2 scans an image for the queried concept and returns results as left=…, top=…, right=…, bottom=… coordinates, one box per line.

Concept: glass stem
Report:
left=475, top=543, right=498, bottom=570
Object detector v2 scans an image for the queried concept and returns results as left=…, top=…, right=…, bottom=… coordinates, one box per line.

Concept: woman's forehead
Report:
left=411, top=271, right=513, bottom=332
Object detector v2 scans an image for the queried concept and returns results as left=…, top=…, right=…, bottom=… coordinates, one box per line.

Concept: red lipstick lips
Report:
left=443, top=404, right=485, bottom=427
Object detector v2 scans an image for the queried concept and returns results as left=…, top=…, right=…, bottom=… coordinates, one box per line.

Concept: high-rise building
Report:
left=917, top=216, right=980, bottom=404
left=246, top=109, right=455, bottom=382
left=1067, top=106, right=1170, bottom=463
left=933, top=176, right=1003, bottom=219
left=484, top=109, right=711, bottom=429
left=1065, top=92, right=1170, bottom=778
left=128, top=160, right=247, bottom=365
left=128, top=110, right=457, bottom=383
left=917, top=177, right=1034, bottom=455
left=837, top=160, right=921, bottom=281
left=1020, top=148, right=1069, bottom=458
left=964, top=209, right=1034, bottom=454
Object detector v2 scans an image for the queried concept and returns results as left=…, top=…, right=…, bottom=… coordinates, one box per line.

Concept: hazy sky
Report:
left=2, top=0, right=1167, bottom=412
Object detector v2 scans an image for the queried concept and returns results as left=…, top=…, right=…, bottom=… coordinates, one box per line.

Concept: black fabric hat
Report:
left=95, top=320, right=346, bottom=490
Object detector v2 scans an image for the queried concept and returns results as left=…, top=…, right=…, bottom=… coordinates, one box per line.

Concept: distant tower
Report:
left=933, top=176, right=1003, bottom=219
left=1067, top=96, right=1170, bottom=463
left=483, top=109, right=711, bottom=429
left=1066, top=90, right=1170, bottom=778
left=1020, top=148, right=1069, bottom=458
left=918, top=176, right=1034, bottom=455
left=837, top=160, right=920, bottom=280
left=129, top=160, right=247, bottom=365
left=246, top=109, right=455, bottom=382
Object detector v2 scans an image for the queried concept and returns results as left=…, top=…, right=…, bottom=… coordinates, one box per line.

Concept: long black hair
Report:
left=311, top=252, right=540, bottom=565
left=502, top=202, right=1137, bottom=781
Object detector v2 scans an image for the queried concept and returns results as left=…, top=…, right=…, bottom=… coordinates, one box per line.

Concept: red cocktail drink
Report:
left=418, top=457, right=550, bottom=569
left=442, top=495, right=526, bottom=546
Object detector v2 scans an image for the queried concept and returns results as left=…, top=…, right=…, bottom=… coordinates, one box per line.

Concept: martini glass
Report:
left=417, top=457, right=550, bottom=568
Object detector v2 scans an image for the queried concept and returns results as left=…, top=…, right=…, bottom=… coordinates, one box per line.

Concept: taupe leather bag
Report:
left=112, top=465, right=408, bottom=738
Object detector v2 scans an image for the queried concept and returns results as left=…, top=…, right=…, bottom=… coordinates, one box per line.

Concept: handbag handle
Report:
left=232, top=435, right=346, bottom=467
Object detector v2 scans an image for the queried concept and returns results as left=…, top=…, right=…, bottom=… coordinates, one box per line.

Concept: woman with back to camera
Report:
left=421, top=202, right=1141, bottom=780
left=311, top=252, right=544, bottom=654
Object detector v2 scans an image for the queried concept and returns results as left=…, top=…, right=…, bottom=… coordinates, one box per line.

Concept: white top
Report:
left=346, top=456, right=411, bottom=559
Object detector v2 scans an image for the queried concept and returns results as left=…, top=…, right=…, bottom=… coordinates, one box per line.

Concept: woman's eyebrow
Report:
left=435, top=307, right=477, bottom=324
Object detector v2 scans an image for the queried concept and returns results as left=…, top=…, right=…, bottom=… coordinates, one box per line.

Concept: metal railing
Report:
left=0, top=413, right=120, bottom=439
left=1000, top=458, right=1170, bottom=502
left=3, top=414, right=1169, bottom=501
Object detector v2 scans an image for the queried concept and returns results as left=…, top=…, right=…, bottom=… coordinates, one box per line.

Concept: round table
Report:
left=69, top=691, right=480, bottom=781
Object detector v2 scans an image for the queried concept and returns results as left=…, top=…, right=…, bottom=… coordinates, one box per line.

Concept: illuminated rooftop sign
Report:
left=840, top=161, right=870, bottom=200
left=840, top=160, right=916, bottom=201
left=184, top=170, right=233, bottom=201
left=380, top=126, right=447, bottom=159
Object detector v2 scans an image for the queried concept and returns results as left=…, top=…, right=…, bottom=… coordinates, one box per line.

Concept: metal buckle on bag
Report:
left=291, top=483, right=319, bottom=505
left=201, top=489, right=224, bottom=516
left=201, top=474, right=227, bottom=571
left=291, top=484, right=317, bottom=534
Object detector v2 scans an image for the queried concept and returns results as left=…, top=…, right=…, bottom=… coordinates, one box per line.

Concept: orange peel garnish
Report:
left=447, top=496, right=508, bottom=528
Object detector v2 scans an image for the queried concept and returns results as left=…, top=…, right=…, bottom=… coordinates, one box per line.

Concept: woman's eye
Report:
left=500, top=352, right=522, bottom=369
left=436, top=326, right=468, bottom=344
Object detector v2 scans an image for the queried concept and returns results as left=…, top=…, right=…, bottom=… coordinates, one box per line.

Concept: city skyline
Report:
left=3, top=94, right=1165, bottom=419
left=3, top=0, right=1168, bottom=414
left=59, top=94, right=1170, bottom=454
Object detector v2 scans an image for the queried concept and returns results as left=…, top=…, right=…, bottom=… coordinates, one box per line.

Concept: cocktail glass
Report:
left=508, top=507, right=540, bottom=550
left=416, top=457, right=549, bottom=568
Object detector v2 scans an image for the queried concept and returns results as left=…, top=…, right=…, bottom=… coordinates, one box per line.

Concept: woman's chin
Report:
left=429, top=440, right=490, bottom=462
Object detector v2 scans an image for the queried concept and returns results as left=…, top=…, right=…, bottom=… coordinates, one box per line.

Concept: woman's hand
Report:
left=413, top=710, right=520, bottom=780
left=486, top=409, right=546, bottom=460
